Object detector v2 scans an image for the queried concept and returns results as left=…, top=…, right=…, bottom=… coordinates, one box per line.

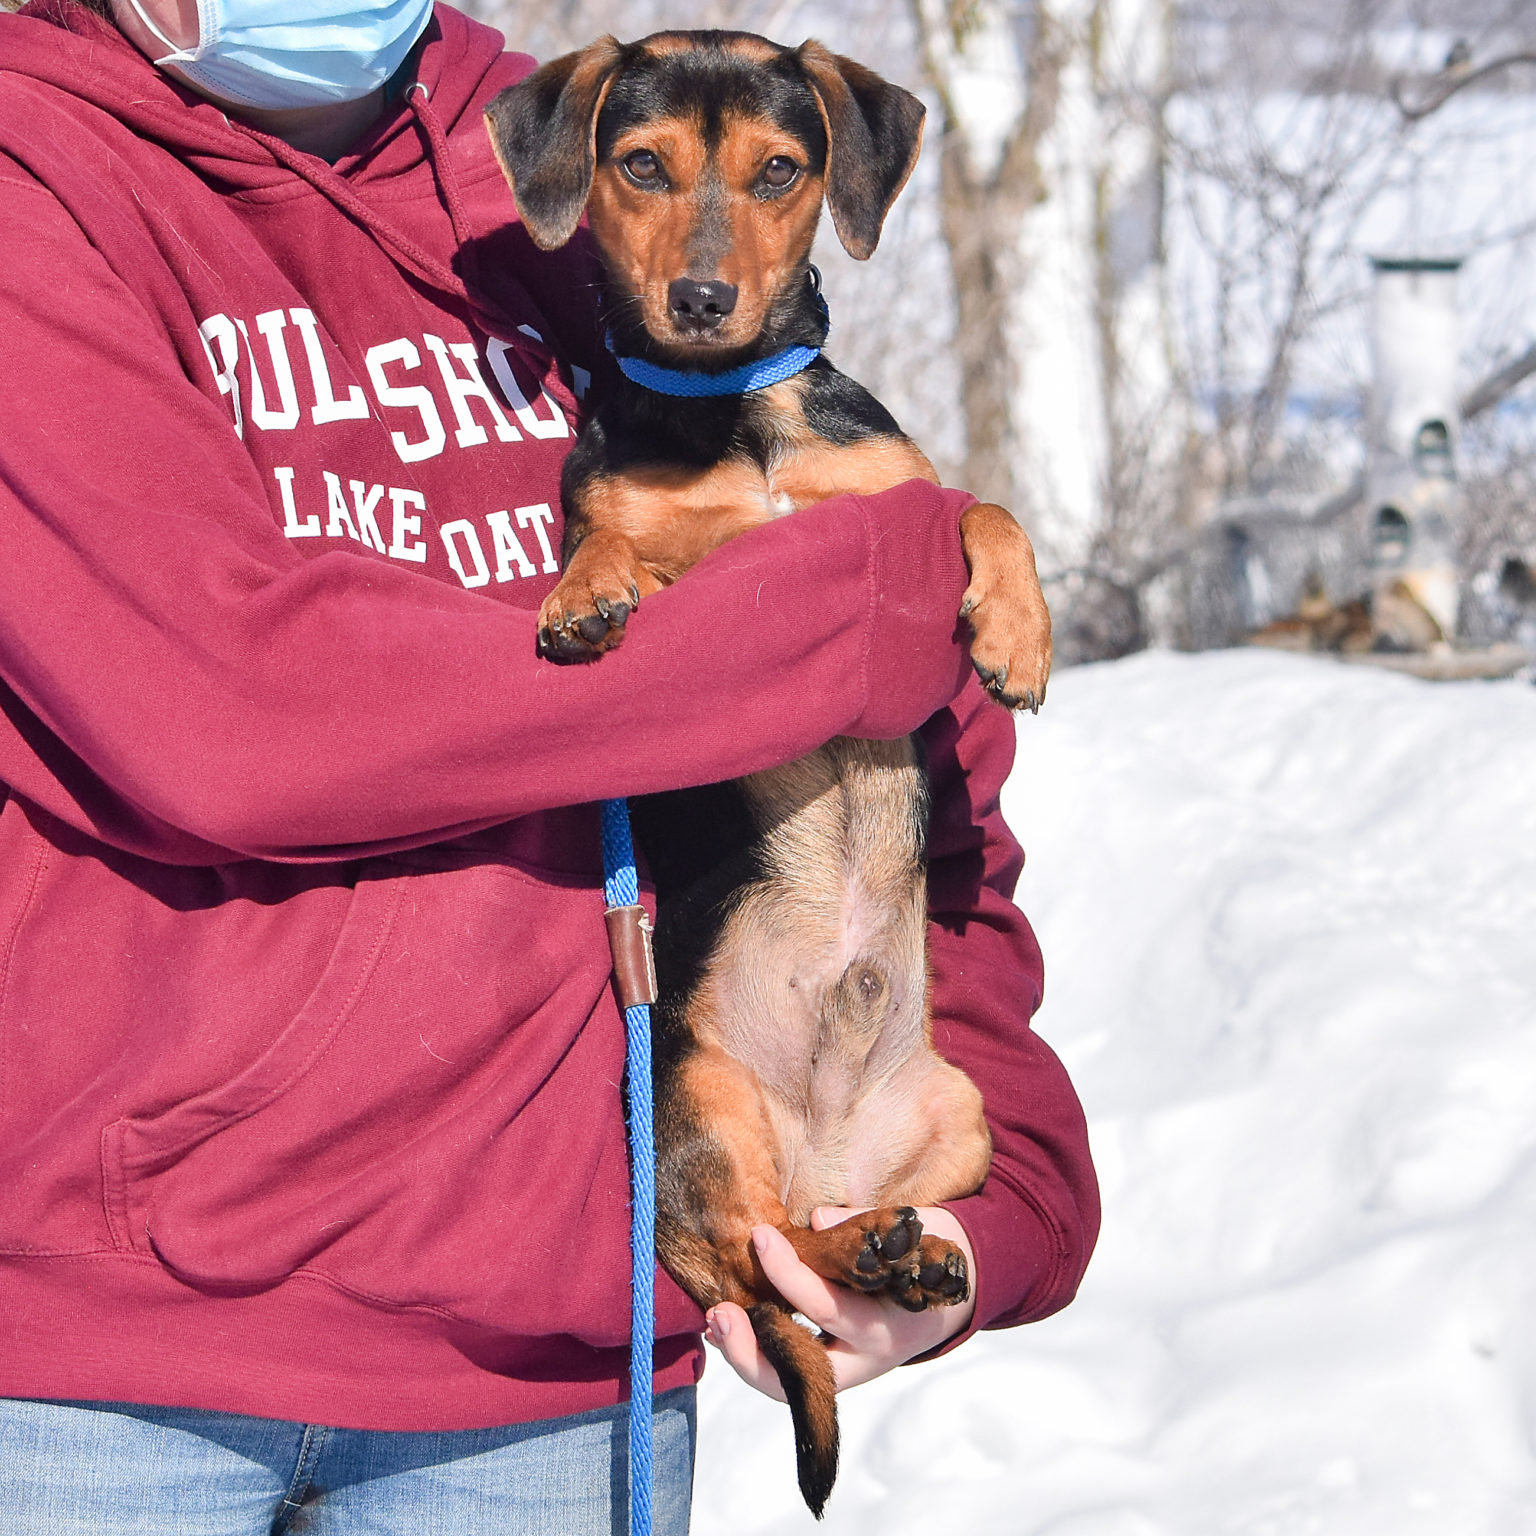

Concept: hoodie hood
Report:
left=2, top=0, right=600, bottom=402
left=6, top=0, right=511, bottom=197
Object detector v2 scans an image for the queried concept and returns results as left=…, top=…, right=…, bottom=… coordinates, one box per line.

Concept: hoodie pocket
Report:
left=101, top=854, right=625, bottom=1327
left=102, top=865, right=408, bottom=1261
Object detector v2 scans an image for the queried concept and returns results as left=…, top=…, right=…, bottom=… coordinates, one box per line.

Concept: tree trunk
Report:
left=914, top=0, right=1065, bottom=510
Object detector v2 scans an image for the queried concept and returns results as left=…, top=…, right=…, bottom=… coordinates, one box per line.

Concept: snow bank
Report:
left=691, top=648, right=1536, bottom=1534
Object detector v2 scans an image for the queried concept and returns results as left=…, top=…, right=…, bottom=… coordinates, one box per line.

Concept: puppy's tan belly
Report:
left=773, top=1048, right=987, bottom=1219
left=697, top=881, right=926, bottom=1103
left=693, top=881, right=929, bottom=1214
left=683, top=737, right=988, bottom=1223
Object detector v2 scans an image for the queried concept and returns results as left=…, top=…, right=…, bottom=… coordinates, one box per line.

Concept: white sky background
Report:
left=1166, top=89, right=1536, bottom=424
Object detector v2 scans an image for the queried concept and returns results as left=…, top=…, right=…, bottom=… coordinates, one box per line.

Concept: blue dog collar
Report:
left=608, top=339, right=821, bottom=397
left=607, top=279, right=830, bottom=399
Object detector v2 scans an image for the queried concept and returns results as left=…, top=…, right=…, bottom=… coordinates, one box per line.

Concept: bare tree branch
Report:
left=1391, top=48, right=1536, bottom=121
left=1462, top=342, right=1536, bottom=421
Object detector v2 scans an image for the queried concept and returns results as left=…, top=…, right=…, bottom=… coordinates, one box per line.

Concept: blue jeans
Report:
left=0, top=1390, right=695, bottom=1535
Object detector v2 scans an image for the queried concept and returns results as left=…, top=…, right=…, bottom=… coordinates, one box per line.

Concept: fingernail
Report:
left=752, top=1226, right=772, bottom=1254
left=706, top=1308, right=730, bottom=1343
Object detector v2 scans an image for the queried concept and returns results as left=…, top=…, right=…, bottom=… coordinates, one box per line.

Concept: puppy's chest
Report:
left=610, top=378, right=932, bottom=519
left=743, top=386, right=935, bottom=511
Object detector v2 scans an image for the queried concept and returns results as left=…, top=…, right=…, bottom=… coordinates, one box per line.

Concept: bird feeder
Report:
left=1365, top=256, right=1464, bottom=643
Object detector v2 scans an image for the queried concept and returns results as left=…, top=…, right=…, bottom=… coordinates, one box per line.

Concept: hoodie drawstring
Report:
left=405, top=83, right=474, bottom=251
left=405, top=81, right=494, bottom=348
left=228, top=88, right=571, bottom=413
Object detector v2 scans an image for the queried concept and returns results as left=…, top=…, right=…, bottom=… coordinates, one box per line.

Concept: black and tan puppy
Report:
left=487, top=32, right=1052, bottom=1517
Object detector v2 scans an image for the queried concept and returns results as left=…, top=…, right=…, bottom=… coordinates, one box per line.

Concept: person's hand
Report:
left=702, top=1205, right=977, bottom=1398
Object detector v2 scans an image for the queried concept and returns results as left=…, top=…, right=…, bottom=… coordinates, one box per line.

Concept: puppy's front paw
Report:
left=537, top=576, right=638, bottom=661
left=963, top=587, right=1051, bottom=713
left=958, top=503, right=1052, bottom=713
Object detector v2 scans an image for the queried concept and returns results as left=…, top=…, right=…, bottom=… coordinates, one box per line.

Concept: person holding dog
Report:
left=0, top=0, right=1099, bottom=1531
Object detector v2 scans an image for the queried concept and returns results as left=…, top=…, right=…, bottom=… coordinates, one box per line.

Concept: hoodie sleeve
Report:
left=917, top=684, right=1100, bottom=1340
left=0, top=168, right=975, bottom=865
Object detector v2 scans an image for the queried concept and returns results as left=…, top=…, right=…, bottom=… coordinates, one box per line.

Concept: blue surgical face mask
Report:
left=125, top=0, right=435, bottom=111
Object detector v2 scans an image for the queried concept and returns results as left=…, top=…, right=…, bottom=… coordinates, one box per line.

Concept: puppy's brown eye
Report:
left=622, top=150, right=663, bottom=184
left=761, top=156, right=799, bottom=190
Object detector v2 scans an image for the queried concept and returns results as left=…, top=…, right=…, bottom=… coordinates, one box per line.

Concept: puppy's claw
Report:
left=830, top=1207, right=972, bottom=1312
left=592, top=596, right=631, bottom=629
left=973, top=659, right=1008, bottom=697
left=973, top=655, right=1049, bottom=714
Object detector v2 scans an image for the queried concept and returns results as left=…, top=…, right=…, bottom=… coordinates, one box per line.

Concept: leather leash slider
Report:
left=605, top=904, right=658, bottom=1010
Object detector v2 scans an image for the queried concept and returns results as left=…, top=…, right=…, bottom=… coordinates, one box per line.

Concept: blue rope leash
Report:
left=600, top=797, right=656, bottom=1536
left=596, top=271, right=829, bottom=1531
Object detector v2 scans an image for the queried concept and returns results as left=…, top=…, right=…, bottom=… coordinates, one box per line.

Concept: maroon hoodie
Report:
left=0, top=0, right=1097, bottom=1429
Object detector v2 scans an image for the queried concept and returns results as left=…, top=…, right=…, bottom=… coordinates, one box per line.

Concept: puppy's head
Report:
left=485, top=31, right=925, bottom=359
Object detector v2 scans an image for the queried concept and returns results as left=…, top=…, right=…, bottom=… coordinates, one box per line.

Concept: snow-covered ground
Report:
left=691, top=648, right=1536, bottom=1535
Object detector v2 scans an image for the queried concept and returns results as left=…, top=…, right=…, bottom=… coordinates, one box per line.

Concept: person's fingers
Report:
left=823, top=1333, right=907, bottom=1392
left=750, top=1226, right=889, bottom=1347
left=703, top=1295, right=890, bottom=1398
left=703, top=1208, right=981, bottom=1401
left=749, top=1226, right=841, bottom=1322
left=809, top=1204, right=867, bottom=1231
left=702, top=1302, right=787, bottom=1402
left=705, top=1288, right=906, bottom=1398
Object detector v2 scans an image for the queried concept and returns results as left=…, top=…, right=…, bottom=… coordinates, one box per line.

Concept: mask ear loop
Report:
left=121, top=0, right=207, bottom=66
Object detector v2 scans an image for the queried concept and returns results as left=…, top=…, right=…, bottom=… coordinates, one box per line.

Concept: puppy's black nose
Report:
left=668, top=278, right=738, bottom=330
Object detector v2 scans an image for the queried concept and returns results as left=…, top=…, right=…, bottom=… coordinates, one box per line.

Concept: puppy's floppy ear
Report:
left=485, top=37, right=625, bottom=250
left=795, top=41, right=926, bottom=261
